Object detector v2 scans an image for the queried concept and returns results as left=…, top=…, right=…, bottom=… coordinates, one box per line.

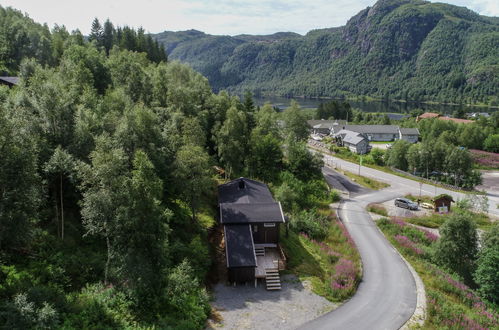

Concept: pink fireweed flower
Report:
left=394, top=235, right=423, bottom=255
left=422, top=229, right=438, bottom=242
left=391, top=217, right=407, bottom=228
left=337, top=220, right=355, bottom=247
left=331, top=258, right=357, bottom=290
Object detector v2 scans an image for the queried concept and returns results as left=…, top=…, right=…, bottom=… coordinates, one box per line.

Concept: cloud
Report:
left=0, top=0, right=497, bottom=36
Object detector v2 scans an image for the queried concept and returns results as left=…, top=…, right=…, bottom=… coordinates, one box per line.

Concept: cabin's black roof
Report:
left=224, top=224, right=256, bottom=268
left=220, top=202, right=285, bottom=224
left=218, top=177, right=275, bottom=204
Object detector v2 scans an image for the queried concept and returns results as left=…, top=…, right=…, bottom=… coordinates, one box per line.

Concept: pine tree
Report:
left=89, top=18, right=103, bottom=46
left=102, top=19, right=115, bottom=54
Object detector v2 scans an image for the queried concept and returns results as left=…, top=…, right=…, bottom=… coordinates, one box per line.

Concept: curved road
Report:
left=302, top=167, right=418, bottom=330
left=303, top=147, right=497, bottom=329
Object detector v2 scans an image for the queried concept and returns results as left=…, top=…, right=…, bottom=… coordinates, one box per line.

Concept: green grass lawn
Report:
left=340, top=170, right=390, bottom=190
left=367, top=203, right=389, bottom=216
left=376, top=217, right=499, bottom=329
left=280, top=210, right=361, bottom=302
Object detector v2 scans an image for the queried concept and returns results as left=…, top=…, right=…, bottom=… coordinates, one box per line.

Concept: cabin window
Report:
left=253, top=225, right=258, bottom=232
left=264, top=223, right=275, bottom=227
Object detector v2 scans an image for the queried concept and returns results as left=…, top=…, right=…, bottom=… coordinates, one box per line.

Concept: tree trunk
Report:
left=105, top=228, right=111, bottom=285
left=54, top=192, right=60, bottom=239
left=190, top=198, right=196, bottom=222
left=60, top=173, right=64, bottom=241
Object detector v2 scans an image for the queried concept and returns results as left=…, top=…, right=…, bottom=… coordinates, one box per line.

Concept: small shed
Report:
left=433, top=194, right=454, bottom=213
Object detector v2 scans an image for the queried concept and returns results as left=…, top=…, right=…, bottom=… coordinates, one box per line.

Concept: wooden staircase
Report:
left=265, top=268, right=281, bottom=290
left=255, top=246, right=265, bottom=257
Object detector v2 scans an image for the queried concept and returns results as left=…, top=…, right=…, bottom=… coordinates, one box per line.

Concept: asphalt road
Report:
left=303, top=170, right=417, bottom=330
left=303, top=147, right=498, bottom=329
left=322, top=167, right=371, bottom=197
left=320, top=152, right=499, bottom=217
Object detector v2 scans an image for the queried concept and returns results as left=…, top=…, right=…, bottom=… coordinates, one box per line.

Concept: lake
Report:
left=254, top=96, right=496, bottom=115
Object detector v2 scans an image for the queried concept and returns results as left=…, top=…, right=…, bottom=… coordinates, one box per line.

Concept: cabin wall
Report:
left=228, top=267, right=255, bottom=283
left=252, top=223, right=279, bottom=244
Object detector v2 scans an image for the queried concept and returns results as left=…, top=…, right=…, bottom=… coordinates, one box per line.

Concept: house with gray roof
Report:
left=307, top=119, right=348, bottom=135
left=399, top=127, right=420, bottom=143
left=332, top=124, right=400, bottom=141
left=334, top=129, right=370, bottom=154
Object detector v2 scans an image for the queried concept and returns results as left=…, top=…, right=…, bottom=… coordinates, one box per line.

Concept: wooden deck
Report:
left=255, top=249, right=281, bottom=278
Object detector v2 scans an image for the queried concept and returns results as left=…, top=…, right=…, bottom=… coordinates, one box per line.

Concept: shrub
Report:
left=164, top=260, right=210, bottom=329
left=290, top=209, right=330, bottom=239
left=433, top=213, right=478, bottom=286
left=0, top=293, right=59, bottom=329
left=474, top=224, right=499, bottom=303
left=330, top=189, right=341, bottom=203
left=370, top=148, right=385, bottom=165
left=62, top=283, right=136, bottom=329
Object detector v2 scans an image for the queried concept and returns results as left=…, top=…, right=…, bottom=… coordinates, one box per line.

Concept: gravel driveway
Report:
left=208, top=275, right=336, bottom=330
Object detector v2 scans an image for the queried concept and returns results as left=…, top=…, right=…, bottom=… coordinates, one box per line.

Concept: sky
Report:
left=1, top=0, right=497, bottom=36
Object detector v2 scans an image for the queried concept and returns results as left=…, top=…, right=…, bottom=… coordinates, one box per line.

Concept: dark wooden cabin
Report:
left=218, top=178, right=286, bottom=290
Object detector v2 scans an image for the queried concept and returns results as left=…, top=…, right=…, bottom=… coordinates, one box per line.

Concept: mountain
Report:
left=153, top=0, right=499, bottom=105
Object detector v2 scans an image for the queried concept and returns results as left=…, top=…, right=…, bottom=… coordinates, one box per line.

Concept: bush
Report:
left=290, top=210, right=330, bottom=239
left=370, top=148, right=385, bottom=166
left=62, top=283, right=137, bottom=329
left=0, top=293, right=59, bottom=329
left=474, top=224, right=499, bottom=303
left=276, top=172, right=332, bottom=211
left=433, top=213, right=478, bottom=286
left=330, top=189, right=341, bottom=203
left=163, top=260, right=210, bottom=329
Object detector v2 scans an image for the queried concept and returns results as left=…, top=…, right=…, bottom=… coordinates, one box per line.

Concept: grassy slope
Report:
left=280, top=208, right=361, bottom=302
left=340, top=170, right=390, bottom=190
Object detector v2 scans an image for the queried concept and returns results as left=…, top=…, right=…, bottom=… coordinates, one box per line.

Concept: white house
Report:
left=398, top=127, right=420, bottom=143
left=334, top=130, right=370, bottom=154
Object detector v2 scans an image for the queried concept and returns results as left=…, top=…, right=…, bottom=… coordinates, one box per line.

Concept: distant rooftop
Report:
left=439, top=117, right=474, bottom=124
left=307, top=119, right=347, bottom=128
left=335, top=129, right=367, bottom=145
left=0, top=76, right=19, bottom=86
left=399, top=127, right=420, bottom=135
left=332, top=124, right=400, bottom=135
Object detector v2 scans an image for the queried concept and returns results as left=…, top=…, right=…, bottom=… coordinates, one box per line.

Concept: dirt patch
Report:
left=207, top=275, right=336, bottom=330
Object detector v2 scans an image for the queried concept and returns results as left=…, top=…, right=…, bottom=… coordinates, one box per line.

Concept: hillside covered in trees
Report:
left=154, top=0, right=499, bottom=105
left=0, top=5, right=341, bottom=328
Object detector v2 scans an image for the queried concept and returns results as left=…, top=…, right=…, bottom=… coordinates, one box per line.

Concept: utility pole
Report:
left=358, top=156, right=362, bottom=176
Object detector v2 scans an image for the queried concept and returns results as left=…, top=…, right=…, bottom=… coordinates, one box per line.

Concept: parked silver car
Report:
left=394, top=198, right=418, bottom=210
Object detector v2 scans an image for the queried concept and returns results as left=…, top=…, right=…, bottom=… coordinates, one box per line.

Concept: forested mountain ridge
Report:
left=153, top=0, right=499, bottom=105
